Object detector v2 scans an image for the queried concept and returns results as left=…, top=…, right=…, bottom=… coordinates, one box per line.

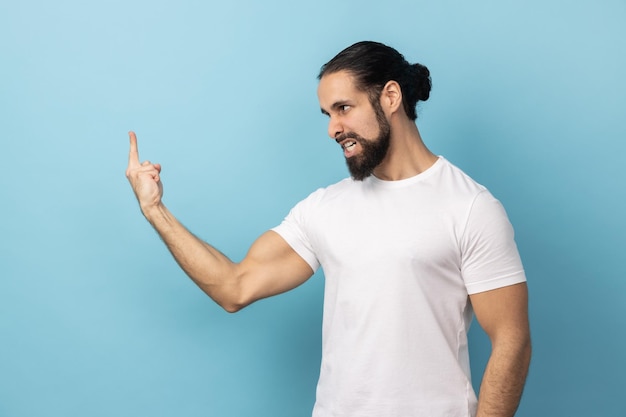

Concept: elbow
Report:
left=199, top=271, right=256, bottom=313
left=516, top=328, right=532, bottom=360
left=221, top=301, right=246, bottom=314
left=216, top=288, right=254, bottom=314
left=219, top=274, right=260, bottom=313
left=492, top=328, right=532, bottom=367
left=523, top=335, right=533, bottom=364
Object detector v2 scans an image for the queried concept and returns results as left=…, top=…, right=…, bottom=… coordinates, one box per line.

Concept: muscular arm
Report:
left=470, top=282, right=531, bottom=417
left=125, top=132, right=314, bottom=312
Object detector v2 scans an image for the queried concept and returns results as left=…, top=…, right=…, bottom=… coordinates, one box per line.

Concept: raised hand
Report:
left=125, top=131, right=163, bottom=214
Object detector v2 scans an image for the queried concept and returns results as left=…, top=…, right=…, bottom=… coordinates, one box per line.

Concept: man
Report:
left=126, top=41, right=531, bottom=417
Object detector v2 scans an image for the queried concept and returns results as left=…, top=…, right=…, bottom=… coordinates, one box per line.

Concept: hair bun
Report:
left=411, top=63, right=431, bottom=102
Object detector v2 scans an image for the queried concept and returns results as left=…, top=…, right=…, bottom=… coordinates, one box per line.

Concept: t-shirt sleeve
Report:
left=271, top=193, right=321, bottom=273
left=460, top=190, right=526, bottom=294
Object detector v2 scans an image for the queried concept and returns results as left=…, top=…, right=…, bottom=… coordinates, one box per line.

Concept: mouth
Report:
left=338, top=138, right=359, bottom=158
left=342, top=140, right=357, bottom=152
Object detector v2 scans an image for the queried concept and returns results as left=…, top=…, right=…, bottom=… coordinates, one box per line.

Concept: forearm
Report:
left=476, top=337, right=531, bottom=417
left=142, top=203, right=242, bottom=311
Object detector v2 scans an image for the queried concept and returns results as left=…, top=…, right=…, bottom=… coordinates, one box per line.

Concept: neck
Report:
left=373, top=121, right=438, bottom=181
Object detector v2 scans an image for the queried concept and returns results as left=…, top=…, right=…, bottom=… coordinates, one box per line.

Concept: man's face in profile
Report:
left=318, top=70, right=391, bottom=180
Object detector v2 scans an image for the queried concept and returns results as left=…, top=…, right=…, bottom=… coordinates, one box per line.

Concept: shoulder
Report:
left=429, top=157, right=495, bottom=217
left=298, top=176, right=357, bottom=206
left=436, top=157, right=487, bottom=195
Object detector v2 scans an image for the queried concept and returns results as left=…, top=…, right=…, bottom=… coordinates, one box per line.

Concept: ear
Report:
left=380, top=80, right=403, bottom=116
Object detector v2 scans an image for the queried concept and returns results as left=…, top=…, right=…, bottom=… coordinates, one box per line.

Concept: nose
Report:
left=328, top=116, right=343, bottom=139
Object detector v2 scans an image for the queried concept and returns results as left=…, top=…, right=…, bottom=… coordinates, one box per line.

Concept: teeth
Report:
left=345, top=141, right=356, bottom=150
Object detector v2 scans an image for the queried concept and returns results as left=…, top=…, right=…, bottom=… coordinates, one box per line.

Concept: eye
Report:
left=339, top=105, right=351, bottom=113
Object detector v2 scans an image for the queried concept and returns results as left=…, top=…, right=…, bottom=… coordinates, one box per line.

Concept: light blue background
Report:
left=1, top=0, right=624, bottom=416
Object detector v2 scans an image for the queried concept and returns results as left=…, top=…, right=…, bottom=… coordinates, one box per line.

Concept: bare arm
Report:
left=470, top=282, right=531, bottom=417
left=125, top=132, right=314, bottom=312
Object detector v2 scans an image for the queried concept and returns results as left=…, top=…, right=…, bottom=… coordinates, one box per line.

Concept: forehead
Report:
left=317, top=70, right=367, bottom=109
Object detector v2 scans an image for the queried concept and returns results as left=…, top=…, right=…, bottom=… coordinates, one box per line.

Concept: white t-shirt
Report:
left=272, top=157, right=526, bottom=417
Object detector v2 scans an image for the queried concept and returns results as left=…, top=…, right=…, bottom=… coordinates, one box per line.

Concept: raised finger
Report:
left=128, top=131, right=140, bottom=167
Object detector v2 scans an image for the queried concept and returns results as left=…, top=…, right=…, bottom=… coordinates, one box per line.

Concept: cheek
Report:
left=358, top=116, right=382, bottom=139
left=342, top=106, right=382, bottom=138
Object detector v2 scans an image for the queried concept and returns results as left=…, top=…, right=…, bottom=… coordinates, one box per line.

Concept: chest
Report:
left=308, top=189, right=463, bottom=272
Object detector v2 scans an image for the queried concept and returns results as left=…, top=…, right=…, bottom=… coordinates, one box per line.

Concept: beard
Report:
left=340, top=99, right=391, bottom=181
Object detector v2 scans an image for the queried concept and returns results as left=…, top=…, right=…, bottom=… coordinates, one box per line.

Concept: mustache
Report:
left=335, top=132, right=363, bottom=144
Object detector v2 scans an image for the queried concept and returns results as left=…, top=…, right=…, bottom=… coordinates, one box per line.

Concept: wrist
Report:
left=141, top=202, right=167, bottom=224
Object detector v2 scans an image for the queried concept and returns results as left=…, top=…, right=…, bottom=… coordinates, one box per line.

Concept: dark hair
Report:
left=318, top=41, right=431, bottom=120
